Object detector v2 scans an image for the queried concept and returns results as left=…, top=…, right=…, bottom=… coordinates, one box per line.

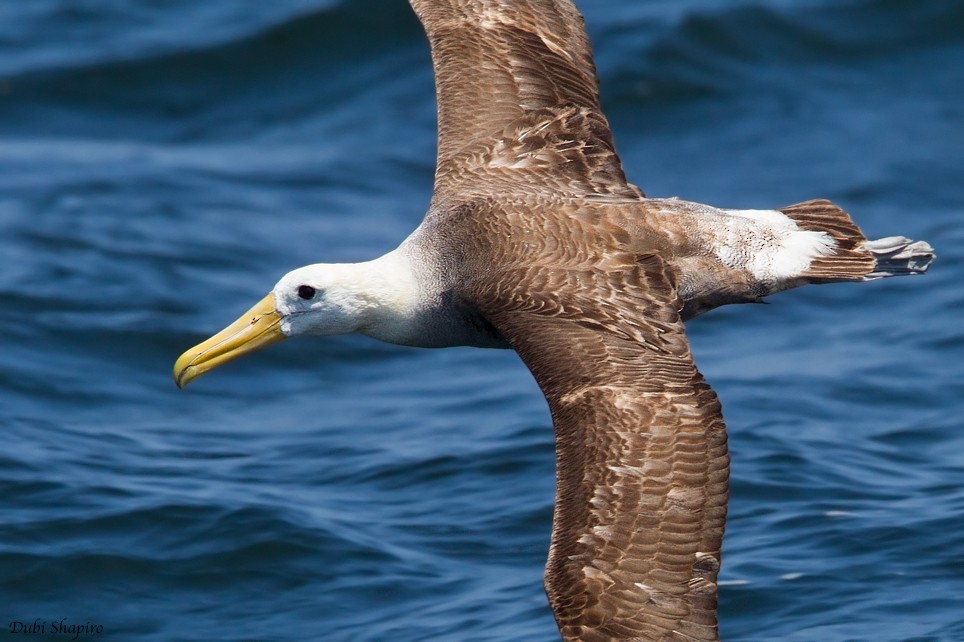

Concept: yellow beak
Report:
left=173, top=293, right=286, bottom=388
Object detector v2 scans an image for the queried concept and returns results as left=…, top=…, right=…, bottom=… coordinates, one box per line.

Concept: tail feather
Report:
left=863, top=236, right=935, bottom=279
left=780, top=199, right=874, bottom=281
left=780, top=199, right=935, bottom=282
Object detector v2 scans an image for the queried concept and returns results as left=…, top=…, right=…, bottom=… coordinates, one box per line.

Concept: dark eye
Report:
left=297, top=285, right=316, bottom=300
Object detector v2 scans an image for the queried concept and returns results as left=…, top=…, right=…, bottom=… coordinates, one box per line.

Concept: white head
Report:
left=272, top=262, right=403, bottom=338
left=173, top=250, right=418, bottom=387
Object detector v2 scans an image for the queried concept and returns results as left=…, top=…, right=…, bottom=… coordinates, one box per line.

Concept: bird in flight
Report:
left=174, top=1, right=934, bottom=639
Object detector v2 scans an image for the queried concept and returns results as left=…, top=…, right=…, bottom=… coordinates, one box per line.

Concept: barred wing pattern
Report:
left=408, top=0, right=643, bottom=199
left=477, top=255, right=729, bottom=641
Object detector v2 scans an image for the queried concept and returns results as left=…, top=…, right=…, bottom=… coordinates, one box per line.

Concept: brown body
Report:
left=408, top=192, right=876, bottom=640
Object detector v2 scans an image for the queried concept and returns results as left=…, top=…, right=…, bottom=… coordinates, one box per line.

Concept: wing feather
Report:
left=408, top=0, right=643, bottom=199
left=476, top=255, right=729, bottom=641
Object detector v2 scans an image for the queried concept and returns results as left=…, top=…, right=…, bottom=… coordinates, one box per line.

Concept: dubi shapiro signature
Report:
left=8, top=620, right=104, bottom=640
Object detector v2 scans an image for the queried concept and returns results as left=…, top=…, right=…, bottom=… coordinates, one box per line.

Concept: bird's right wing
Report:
left=477, top=254, right=729, bottom=641
left=408, top=0, right=643, bottom=200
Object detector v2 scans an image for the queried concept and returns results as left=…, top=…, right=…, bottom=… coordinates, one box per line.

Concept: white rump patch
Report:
left=770, top=228, right=836, bottom=277
left=719, top=208, right=836, bottom=280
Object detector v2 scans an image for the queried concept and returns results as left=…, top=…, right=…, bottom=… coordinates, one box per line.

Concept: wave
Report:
left=0, top=0, right=426, bottom=142
left=604, top=0, right=964, bottom=107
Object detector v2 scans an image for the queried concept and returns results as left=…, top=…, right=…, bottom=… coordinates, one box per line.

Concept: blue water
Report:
left=2, top=1, right=962, bottom=640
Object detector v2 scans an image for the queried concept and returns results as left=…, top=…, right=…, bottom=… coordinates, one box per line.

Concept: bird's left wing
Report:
left=475, top=254, right=729, bottom=641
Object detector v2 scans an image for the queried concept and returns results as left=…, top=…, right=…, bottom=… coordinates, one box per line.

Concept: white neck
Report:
left=353, top=248, right=423, bottom=343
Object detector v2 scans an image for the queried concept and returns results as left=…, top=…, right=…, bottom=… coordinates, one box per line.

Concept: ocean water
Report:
left=1, top=1, right=962, bottom=640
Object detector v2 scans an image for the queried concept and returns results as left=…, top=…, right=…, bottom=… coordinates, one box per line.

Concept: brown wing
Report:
left=476, top=254, right=728, bottom=641
left=408, top=0, right=643, bottom=200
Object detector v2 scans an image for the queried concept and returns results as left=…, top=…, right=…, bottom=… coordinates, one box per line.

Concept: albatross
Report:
left=173, top=1, right=934, bottom=639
